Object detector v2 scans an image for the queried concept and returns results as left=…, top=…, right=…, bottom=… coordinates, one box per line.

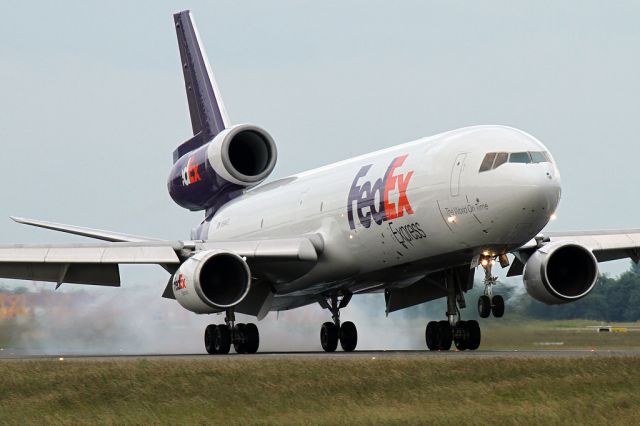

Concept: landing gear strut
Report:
left=477, top=255, right=505, bottom=318
left=319, top=293, right=357, bottom=352
left=425, top=270, right=480, bottom=351
left=204, top=308, right=260, bottom=355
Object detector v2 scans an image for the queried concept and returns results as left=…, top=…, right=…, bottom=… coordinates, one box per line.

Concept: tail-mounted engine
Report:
left=523, top=241, right=598, bottom=304
left=168, top=124, right=277, bottom=211
left=172, top=249, right=252, bottom=314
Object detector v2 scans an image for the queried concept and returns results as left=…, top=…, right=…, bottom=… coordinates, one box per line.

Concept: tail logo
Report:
left=181, top=156, right=202, bottom=186
left=347, top=155, right=414, bottom=230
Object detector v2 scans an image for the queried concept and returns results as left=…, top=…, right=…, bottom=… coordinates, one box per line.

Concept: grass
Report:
left=479, top=319, right=640, bottom=350
left=1, top=356, right=640, bottom=425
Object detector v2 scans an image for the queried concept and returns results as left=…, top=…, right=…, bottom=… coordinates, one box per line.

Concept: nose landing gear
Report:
left=477, top=255, right=506, bottom=318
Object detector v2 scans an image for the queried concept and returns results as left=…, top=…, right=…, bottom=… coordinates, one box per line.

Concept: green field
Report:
left=1, top=356, right=640, bottom=425
left=480, top=319, right=640, bottom=350
left=2, top=320, right=640, bottom=424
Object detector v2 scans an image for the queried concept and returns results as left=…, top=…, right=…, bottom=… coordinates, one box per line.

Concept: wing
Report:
left=508, top=229, right=640, bottom=276
left=544, top=230, right=640, bottom=263
left=0, top=217, right=322, bottom=288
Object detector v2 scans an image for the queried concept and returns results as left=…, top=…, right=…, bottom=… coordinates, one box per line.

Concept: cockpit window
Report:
left=479, top=153, right=496, bottom=172
left=530, top=151, right=547, bottom=163
left=493, top=152, right=508, bottom=169
left=509, top=152, right=531, bottom=163
left=479, top=150, right=551, bottom=172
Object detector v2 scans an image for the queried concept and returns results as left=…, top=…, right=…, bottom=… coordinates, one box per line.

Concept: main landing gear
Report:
left=425, top=270, right=481, bottom=351
left=319, top=293, right=358, bottom=352
left=477, top=255, right=505, bottom=319
left=204, top=308, right=260, bottom=355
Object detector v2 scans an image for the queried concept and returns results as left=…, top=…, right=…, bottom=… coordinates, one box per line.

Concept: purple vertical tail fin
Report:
left=173, top=10, right=229, bottom=163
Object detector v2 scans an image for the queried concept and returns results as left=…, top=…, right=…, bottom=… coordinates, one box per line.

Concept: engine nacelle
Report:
left=168, top=124, right=277, bottom=211
left=172, top=250, right=251, bottom=314
left=523, top=241, right=598, bottom=304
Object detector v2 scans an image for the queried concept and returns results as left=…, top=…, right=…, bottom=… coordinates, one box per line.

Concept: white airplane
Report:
left=2, top=11, right=639, bottom=354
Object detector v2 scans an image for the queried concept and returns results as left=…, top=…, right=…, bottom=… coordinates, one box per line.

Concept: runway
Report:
left=1, top=349, right=639, bottom=362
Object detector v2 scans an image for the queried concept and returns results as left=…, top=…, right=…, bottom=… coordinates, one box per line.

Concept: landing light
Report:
left=481, top=259, right=489, bottom=267
left=550, top=213, right=557, bottom=220
left=447, top=216, right=456, bottom=223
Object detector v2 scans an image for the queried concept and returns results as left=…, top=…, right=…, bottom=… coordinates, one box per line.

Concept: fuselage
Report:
left=198, top=125, right=561, bottom=308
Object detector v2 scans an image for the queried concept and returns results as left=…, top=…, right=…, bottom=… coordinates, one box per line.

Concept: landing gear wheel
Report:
left=478, top=295, right=491, bottom=318
left=243, top=323, right=260, bottom=354
left=425, top=321, right=438, bottom=351
left=320, top=322, right=339, bottom=352
left=492, top=295, right=505, bottom=318
left=454, top=321, right=468, bottom=351
left=339, top=321, right=358, bottom=352
left=233, top=323, right=246, bottom=354
left=437, top=320, right=452, bottom=350
left=204, top=324, right=218, bottom=354
left=214, top=324, right=231, bottom=354
left=466, top=320, right=481, bottom=350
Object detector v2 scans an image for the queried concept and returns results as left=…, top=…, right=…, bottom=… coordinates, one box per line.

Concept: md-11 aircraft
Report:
left=2, top=11, right=639, bottom=354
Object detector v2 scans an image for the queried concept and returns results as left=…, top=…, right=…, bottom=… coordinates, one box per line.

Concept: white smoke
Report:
left=2, top=264, right=525, bottom=355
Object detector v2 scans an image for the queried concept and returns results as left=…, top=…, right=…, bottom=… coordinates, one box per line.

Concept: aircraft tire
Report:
left=454, top=321, right=467, bottom=351
left=339, top=321, right=358, bottom=352
left=233, top=323, right=246, bottom=354
left=214, top=324, right=231, bottom=354
left=320, top=322, right=339, bottom=352
left=478, top=295, right=491, bottom=318
left=492, top=295, right=505, bottom=318
left=437, top=320, right=452, bottom=350
left=425, top=321, right=438, bottom=351
left=467, top=320, right=481, bottom=350
left=243, top=323, right=260, bottom=354
left=204, top=324, right=218, bottom=354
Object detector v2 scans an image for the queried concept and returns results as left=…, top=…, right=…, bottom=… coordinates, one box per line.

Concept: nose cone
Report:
left=509, top=162, right=562, bottom=230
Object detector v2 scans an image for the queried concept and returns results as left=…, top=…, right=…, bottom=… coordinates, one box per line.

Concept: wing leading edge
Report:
left=0, top=217, right=322, bottom=288
left=509, top=229, right=640, bottom=277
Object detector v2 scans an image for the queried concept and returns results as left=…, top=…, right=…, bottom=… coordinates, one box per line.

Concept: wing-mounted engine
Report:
left=523, top=241, right=599, bottom=304
left=168, top=124, right=277, bottom=211
left=172, top=249, right=252, bottom=313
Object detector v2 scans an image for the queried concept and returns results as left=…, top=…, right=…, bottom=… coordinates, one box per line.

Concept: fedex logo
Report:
left=347, top=154, right=414, bottom=230
left=181, top=156, right=202, bottom=186
left=173, top=273, right=187, bottom=291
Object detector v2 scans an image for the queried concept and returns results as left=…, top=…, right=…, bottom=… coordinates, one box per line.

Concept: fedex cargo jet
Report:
left=2, top=11, right=639, bottom=354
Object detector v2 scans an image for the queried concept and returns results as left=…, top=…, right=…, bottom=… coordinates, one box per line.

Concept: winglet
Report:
left=10, top=216, right=160, bottom=243
left=173, top=10, right=229, bottom=162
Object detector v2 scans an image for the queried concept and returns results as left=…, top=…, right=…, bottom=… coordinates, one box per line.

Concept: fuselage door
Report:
left=450, top=153, right=467, bottom=197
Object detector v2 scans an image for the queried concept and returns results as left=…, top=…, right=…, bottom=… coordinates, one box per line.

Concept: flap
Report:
left=0, top=242, right=181, bottom=264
